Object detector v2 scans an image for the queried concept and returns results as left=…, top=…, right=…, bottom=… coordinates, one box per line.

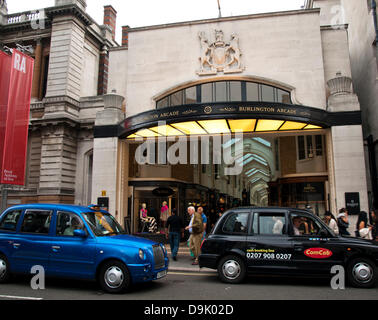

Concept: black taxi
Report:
left=199, top=207, right=378, bottom=288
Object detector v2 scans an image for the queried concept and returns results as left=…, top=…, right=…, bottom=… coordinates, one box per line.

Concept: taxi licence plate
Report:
left=157, top=270, right=167, bottom=279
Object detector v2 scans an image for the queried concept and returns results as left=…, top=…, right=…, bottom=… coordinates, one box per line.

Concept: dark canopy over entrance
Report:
left=94, top=101, right=362, bottom=139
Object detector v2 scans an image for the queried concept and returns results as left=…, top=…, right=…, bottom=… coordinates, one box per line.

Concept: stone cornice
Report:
left=128, top=8, right=321, bottom=33
left=43, top=95, right=81, bottom=109
left=46, top=5, right=93, bottom=26
left=0, top=4, right=92, bottom=33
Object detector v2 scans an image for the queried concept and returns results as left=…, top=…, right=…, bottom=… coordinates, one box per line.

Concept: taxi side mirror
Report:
left=74, top=229, right=87, bottom=238
left=319, top=229, right=329, bottom=238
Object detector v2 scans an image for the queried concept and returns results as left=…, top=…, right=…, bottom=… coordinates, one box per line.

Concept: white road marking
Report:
left=0, top=295, right=43, bottom=301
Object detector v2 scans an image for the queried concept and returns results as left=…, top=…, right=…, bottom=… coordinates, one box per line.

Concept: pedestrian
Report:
left=370, top=209, right=377, bottom=240
left=185, top=206, right=203, bottom=266
left=337, top=208, right=350, bottom=236
left=355, top=211, right=373, bottom=239
left=160, top=201, right=170, bottom=233
left=209, top=208, right=217, bottom=229
left=324, top=211, right=339, bottom=235
left=197, top=206, right=207, bottom=239
left=165, top=209, right=184, bottom=261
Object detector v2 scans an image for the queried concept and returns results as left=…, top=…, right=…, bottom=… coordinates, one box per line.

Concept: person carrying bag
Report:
left=355, top=211, right=373, bottom=240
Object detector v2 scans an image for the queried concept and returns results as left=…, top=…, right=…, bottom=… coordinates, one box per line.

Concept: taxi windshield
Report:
left=82, top=211, right=125, bottom=237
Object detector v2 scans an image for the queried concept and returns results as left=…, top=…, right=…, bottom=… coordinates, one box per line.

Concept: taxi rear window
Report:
left=222, top=212, right=249, bottom=235
left=252, top=212, right=286, bottom=235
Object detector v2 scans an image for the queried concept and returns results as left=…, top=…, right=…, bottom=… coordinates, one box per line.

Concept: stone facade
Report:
left=343, top=0, right=378, bottom=208
left=0, top=0, right=117, bottom=207
left=103, top=2, right=369, bottom=222
left=0, top=0, right=374, bottom=231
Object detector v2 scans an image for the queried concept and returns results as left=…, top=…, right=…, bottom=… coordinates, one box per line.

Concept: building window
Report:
left=185, top=86, right=197, bottom=104
left=229, top=81, right=242, bottom=101
left=297, top=135, right=324, bottom=161
left=170, top=90, right=183, bottom=105
left=306, top=135, right=314, bottom=158
left=156, top=81, right=291, bottom=109
left=315, top=135, right=323, bottom=156
left=246, top=82, right=259, bottom=101
left=201, top=83, right=213, bottom=103
left=298, top=136, right=306, bottom=160
left=215, top=81, right=227, bottom=102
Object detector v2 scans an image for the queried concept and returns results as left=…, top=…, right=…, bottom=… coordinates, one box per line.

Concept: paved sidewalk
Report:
left=166, top=243, right=217, bottom=274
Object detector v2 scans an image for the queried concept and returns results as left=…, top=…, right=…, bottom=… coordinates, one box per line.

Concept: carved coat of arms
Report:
left=197, top=30, right=245, bottom=76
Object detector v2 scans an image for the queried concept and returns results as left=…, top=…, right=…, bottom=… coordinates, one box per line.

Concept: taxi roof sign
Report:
left=88, top=205, right=101, bottom=211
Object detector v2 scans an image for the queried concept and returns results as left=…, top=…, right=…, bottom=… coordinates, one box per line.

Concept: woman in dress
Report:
left=160, top=201, right=170, bottom=233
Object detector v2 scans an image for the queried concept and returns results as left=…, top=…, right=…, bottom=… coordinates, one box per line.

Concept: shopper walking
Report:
left=160, top=201, right=170, bottom=233
left=370, top=210, right=377, bottom=240
left=197, top=206, right=208, bottom=239
left=324, top=211, right=339, bottom=235
left=165, top=209, right=184, bottom=261
left=337, top=208, right=350, bottom=236
left=355, top=211, right=373, bottom=239
left=185, top=206, right=203, bottom=266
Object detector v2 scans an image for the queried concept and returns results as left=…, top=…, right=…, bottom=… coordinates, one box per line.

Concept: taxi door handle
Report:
left=13, top=243, right=21, bottom=249
left=294, top=245, right=304, bottom=252
left=52, top=246, right=61, bottom=252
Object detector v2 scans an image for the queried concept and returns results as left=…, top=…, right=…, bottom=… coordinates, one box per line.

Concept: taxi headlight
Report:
left=139, top=249, right=146, bottom=260
left=160, top=243, right=167, bottom=255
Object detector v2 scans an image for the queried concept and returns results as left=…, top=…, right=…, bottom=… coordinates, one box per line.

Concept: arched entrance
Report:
left=121, top=98, right=346, bottom=234
left=92, top=80, right=363, bottom=234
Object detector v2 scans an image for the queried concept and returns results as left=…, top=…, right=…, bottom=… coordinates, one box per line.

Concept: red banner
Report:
left=1, top=49, right=34, bottom=185
left=0, top=51, right=12, bottom=182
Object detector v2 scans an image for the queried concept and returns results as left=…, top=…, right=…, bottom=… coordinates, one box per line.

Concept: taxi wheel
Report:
left=347, top=258, right=377, bottom=289
left=0, top=254, right=11, bottom=284
left=98, top=260, right=131, bottom=294
left=217, top=255, right=247, bottom=284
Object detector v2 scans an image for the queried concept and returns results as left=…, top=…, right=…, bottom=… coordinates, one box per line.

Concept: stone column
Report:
left=45, top=15, right=85, bottom=102
left=31, top=39, right=43, bottom=101
left=97, top=45, right=109, bottom=96
left=92, top=93, right=126, bottom=223
left=327, top=74, right=369, bottom=216
left=38, top=124, right=77, bottom=202
left=0, top=0, right=7, bottom=25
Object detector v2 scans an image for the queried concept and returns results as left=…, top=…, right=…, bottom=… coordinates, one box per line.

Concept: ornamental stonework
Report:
left=197, top=29, right=245, bottom=76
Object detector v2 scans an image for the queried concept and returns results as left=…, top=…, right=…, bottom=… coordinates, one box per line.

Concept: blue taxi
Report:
left=0, top=204, right=168, bottom=293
